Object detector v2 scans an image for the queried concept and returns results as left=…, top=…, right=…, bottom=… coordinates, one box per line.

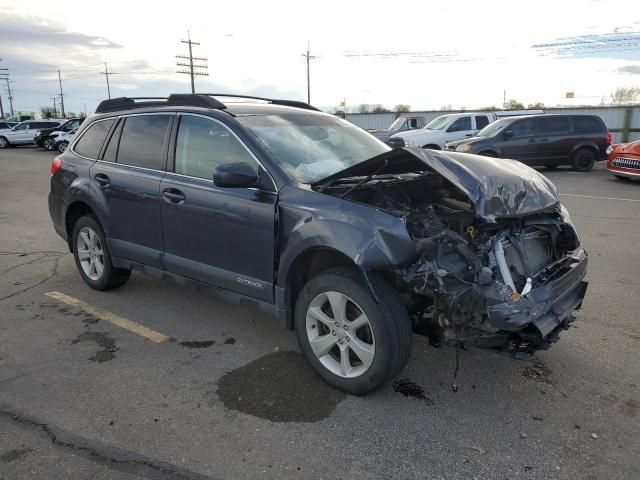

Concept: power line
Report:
left=176, top=31, right=209, bottom=94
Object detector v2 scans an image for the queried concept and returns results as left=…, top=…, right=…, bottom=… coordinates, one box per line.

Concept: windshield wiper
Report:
left=338, top=159, right=389, bottom=199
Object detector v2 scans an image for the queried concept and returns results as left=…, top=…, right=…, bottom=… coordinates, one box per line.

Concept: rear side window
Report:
left=174, top=115, right=258, bottom=179
left=510, top=119, right=535, bottom=137
left=117, top=115, right=171, bottom=170
left=73, top=119, right=115, bottom=159
left=536, top=116, right=569, bottom=135
left=573, top=116, right=603, bottom=133
left=475, top=115, right=489, bottom=129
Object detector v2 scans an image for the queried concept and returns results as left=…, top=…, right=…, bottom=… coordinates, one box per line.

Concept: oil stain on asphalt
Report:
left=217, top=351, right=345, bottom=422
left=71, top=332, right=118, bottom=363
left=179, top=340, right=215, bottom=348
left=0, top=448, right=31, bottom=463
left=392, top=378, right=434, bottom=404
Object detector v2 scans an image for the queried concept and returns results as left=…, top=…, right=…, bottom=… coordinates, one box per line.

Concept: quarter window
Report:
left=102, top=120, right=123, bottom=163
left=174, top=115, right=258, bottom=180
left=73, top=119, right=115, bottom=159
left=474, top=116, right=489, bottom=129
left=117, top=115, right=170, bottom=170
left=573, top=116, right=602, bottom=133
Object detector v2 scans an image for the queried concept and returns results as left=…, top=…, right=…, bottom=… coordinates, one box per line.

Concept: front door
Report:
left=88, top=114, right=172, bottom=268
left=499, top=118, right=539, bottom=162
left=446, top=116, right=475, bottom=142
left=160, top=114, right=277, bottom=302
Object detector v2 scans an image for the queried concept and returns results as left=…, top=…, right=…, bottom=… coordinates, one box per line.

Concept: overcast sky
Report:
left=1, top=0, right=639, bottom=115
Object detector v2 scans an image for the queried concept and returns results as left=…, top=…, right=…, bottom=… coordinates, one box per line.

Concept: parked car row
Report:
left=375, top=112, right=610, bottom=172
left=0, top=118, right=82, bottom=151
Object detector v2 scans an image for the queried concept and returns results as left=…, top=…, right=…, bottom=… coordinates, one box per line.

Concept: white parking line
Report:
left=559, top=193, right=640, bottom=203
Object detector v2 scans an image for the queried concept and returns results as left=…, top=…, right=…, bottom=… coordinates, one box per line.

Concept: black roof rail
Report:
left=199, top=93, right=321, bottom=112
left=95, top=94, right=226, bottom=114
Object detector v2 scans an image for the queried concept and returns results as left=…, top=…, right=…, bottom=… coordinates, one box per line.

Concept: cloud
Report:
left=0, top=14, right=120, bottom=50
left=531, top=30, right=640, bottom=61
left=618, top=65, right=640, bottom=75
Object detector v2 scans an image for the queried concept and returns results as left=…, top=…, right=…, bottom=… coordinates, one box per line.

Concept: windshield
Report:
left=475, top=118, right=511, bottom=137
left=388, top=117, right=406, bottom=130
left=425, top=116, right=451, bottom=130
left=237, top=114, right=390, bottom=183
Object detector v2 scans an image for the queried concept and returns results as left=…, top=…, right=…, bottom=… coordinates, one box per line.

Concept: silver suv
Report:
left=0, top=119, right=65, bottom=147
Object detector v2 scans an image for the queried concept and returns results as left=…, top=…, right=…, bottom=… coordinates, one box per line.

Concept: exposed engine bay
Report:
left=319, top=167, right=588, bottom=355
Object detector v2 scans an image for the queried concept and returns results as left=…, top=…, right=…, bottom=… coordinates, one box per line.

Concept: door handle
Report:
left=94, top=173, right=110, bottom=187
left=465, top=133, right=473, bottom=137
left=162, top=188, right=185, bottom=204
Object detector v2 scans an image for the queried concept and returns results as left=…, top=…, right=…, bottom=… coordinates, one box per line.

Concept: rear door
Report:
left=88, top=114, right=172, bottom=268
left=474, top=115, right=490, bottom=131
left=499, top=118, right=538, bottom=162
left=160, top=114, right=277, bottom=301
left=10, top=121, right=37, bottom=144
left=534, top=116, right=572, bottom=165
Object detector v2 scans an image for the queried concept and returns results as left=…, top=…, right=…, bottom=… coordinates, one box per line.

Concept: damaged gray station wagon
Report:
left=48, top=94, right=588, bottom=394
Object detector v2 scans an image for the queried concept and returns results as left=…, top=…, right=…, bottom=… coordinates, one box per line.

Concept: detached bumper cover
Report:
left=487, top=250, right=588, bottom=339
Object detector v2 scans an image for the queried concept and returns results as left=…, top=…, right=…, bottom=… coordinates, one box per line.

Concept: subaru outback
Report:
left=48, top=94, right=588, bottom=395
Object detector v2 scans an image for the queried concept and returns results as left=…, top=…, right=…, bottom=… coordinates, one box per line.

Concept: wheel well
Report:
left=286, top=249, right=356, bottom=321
left=422, top=144, right=441, bottom=150
left=478, top=150, right=498, bottom=157
left=65, top=202, right=94, bottom=252
left=572, top=145, right=597, bottom=157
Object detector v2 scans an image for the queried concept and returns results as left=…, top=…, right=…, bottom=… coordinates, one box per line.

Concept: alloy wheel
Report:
left=76, top=226, right=105, bottom=281
left=305, top=291, right=375, bottom=378
left=0, top=138, right=7, bottom=148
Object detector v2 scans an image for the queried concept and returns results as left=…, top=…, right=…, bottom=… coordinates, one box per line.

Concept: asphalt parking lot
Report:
left=1, top=147, right=639, bottom=480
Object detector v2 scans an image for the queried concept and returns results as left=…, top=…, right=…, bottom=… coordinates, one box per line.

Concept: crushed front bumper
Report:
left=487, top=249, right=588, bottom=344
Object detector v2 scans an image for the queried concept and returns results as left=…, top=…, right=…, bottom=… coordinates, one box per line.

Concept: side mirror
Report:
left=503, top=130, right=514, bottom=139
left=213, top=162, right=258, bottom=188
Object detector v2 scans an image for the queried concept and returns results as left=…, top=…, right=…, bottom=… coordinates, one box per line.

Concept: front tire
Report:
left=43, top=137, right=56, bottom=150
left=0, top=137, right=9, bottom=148
left=72, top=215, right=130, bottom=290
left=294, top=268, right=411, bottom=395
left=571, top=148, right=596, bottom=172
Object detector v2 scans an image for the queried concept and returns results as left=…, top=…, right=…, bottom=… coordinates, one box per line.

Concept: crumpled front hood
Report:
left=315, top=147, right=560, bottom=222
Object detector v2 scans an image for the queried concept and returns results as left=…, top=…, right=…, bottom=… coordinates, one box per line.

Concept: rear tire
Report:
left=294, top=268, right=412, bottom=395
left=57, top=141, right=69, bottom=153
left=571, top=148, right=596, bottom=172
left=72, top=215, right=130, bottom=290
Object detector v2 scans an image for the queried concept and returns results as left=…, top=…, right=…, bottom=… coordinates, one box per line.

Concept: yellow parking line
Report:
left=45, top=291, right=169, bottom=343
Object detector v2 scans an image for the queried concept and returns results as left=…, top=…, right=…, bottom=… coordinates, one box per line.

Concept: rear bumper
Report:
left=487, top=249, right=588, bottom=341
left=48, top=191, right=68, bottom=243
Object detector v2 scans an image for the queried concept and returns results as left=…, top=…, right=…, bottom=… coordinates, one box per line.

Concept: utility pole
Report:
left=0, top=96, right=4, bottom=120
left=1, top=77, right=13, bottom=116
left=302, top=41, right=317, bottom=104
left=0, top=63, right=9, bottom=117
left=50, top=97, right=58, bottom=117
left=176, top=32, right=209, bottom=94
left=101, top=62, right=111, bottom=99
left=57, top=70, right=65, bottom=118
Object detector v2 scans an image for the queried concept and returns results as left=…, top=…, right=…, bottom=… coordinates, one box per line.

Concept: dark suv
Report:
left=48, top=94, right=588, bottom=394
left=445, top=114, right=610, bottom=171
left=35, top=117, right=85, bottom=150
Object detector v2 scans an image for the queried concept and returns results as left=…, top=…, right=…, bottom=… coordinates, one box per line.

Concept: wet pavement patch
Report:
left=71, top=332, right=118, bottom=363
left=521, top=361, right=554, bottom=384
left=179, top=340, right=215, bottom=348
left=392, top=378, right=434, bottom=404
left=217, top=350, right=345, bottom=422
left=0, top=448, right=31, bottom=463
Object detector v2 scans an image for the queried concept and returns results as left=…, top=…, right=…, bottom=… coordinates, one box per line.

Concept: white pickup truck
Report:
left=389, top=112, right=496, bottom=149
left=388, top=110, right=543, bottom=150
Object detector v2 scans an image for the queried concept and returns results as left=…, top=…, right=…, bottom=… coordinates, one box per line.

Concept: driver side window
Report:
left=447, top=116, right=471, bottom=132
left=15, top=123, right=29, bottom=130
left=175, top=115, right=259, bottom=181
